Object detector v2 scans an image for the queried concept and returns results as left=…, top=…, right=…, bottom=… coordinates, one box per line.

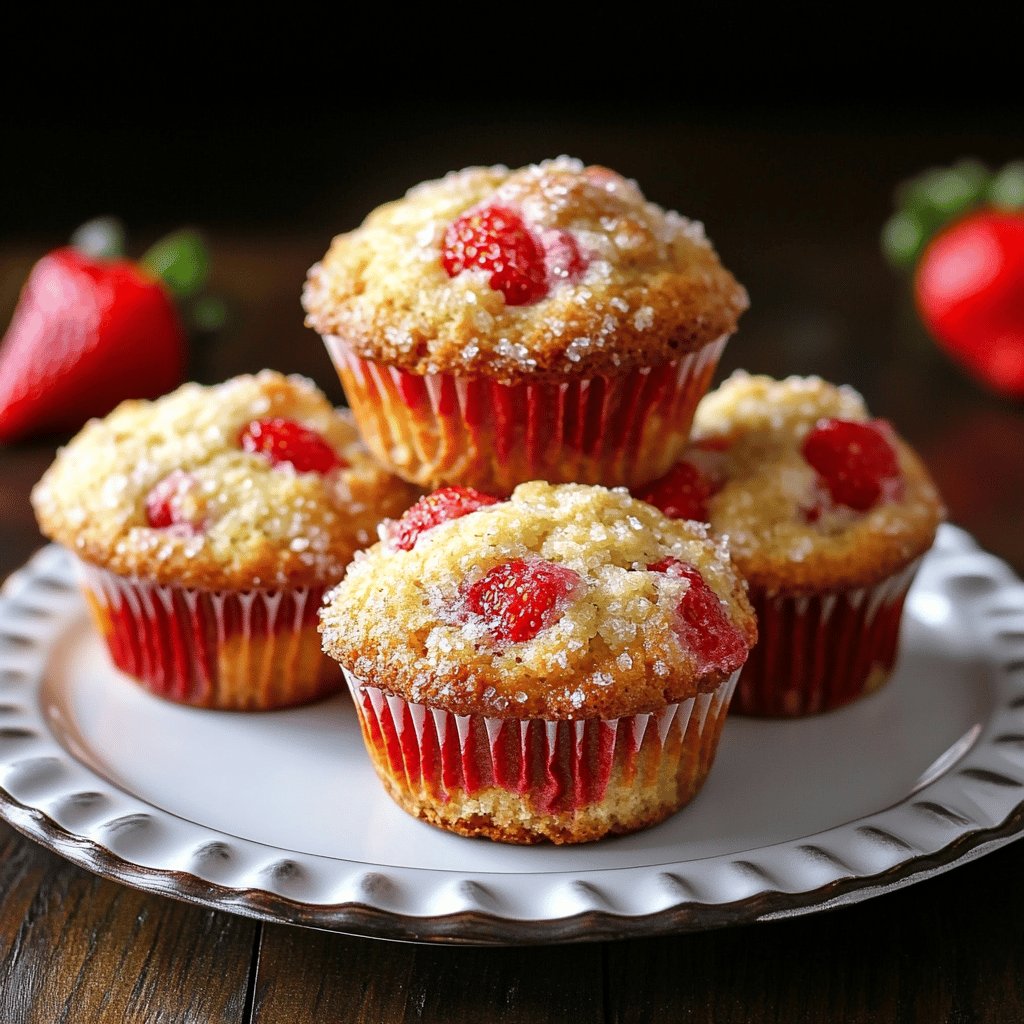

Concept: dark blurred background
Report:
left=2, top=91, right=1022, bottom=566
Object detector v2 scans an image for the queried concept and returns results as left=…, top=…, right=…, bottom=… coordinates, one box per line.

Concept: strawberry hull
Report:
left=78, top=561, right=340, bottom=710
left=732, top=560, right=921, bottom=717
left=341, top=668, right=739, bottom=844
left=323, top=336, right=728, bottom=494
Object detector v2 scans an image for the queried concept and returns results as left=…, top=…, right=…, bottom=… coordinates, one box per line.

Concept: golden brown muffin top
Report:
left=320, top=482, right=757, bottom=719
left=687, top=373, right=945, bottom=594
left=32, top=371, right=421, bottom=590
left=302, top=157, right=748, bottom=384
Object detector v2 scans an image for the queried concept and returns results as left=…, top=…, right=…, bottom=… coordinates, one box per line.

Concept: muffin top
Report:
left=32, top=371, right=421, bottom=589
left=637, top=373, right=945, bottom=593
left=302, top=157, right=747, bottom=384
left=320, top=481, right=757, bottom=719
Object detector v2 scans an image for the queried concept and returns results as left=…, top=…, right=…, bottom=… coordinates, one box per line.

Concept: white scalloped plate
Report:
left=1, top=526, right=1023, bottom=945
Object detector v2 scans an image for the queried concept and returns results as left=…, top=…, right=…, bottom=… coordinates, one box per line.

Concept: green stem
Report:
left=141, top=229, right=209, bottom=300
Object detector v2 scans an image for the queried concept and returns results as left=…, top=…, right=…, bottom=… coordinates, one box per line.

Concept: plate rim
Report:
left=1, top=527, right=1023, bottom=946
left=1, top=785, right=1023, bottom=945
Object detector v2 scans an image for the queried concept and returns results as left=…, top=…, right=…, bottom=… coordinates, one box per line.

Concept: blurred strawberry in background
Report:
left=0, top=219, right=218, bottom=443
left=883, top=160, right=1024, bottom=399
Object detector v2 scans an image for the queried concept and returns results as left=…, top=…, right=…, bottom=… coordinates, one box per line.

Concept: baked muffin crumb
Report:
left=321, top=481, right=756, bottom=718
left=303, top=158, right=748, bottom=383
left=32, top=371, right=421, bottom=588
left=688, top=372, right=945, bottom=592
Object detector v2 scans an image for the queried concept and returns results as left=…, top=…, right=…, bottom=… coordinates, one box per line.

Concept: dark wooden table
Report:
left=1, top=123, right=1023, bottom=1021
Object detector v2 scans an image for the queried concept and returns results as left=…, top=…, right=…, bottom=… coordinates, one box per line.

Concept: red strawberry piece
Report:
left=441, top=205, right=588, bottom=306
left=915, top=209, right=1024, bottom=398
left=0, top=248, right=186, bottom=443
left=145, top=469, right=202, bottom=532
left=801, top=418, right=902, bottom=512
left=636, top=460, right=719, bottom=522
left=239, top=419, right=346, bottom=474
left=648, top=558, right=747, bottom=675
left=390, top=486, right=500, bottom=551
left=465, top=558, right=582, bottom=644
left=541, top=228, right=588, bottom=284
left=441, top=205, right=548, bottom=306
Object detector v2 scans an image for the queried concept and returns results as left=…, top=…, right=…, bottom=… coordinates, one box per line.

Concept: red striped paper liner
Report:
left=322, top=335, right=728, bottom=494
left=341, top=668, right=738, bottom=841
left=732, top=559, right=922, bottom=717
left=77, top=561, right=341, bottom=710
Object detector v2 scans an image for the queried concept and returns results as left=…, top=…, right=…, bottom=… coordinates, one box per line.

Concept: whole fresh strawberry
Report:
left=0, top=219, right=210, bottom=442
left=882, top=159, right=1024, bottom=398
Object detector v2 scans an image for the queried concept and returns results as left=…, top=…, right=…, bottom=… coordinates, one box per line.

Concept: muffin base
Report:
left=324, top=335, right=727, bottom=494
left=732, top=560, right=921, bottom=717
left=79, top=562, right=341, bottom=710
left=342, top=668, right=738, bottom=844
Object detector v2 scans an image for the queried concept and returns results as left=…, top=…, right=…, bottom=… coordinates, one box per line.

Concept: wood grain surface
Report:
left=252, top=926, right=605, bottom=1022
left=0, top=116, right=1022, bottom=1021
left=0, top=821, right=257, bottom=1024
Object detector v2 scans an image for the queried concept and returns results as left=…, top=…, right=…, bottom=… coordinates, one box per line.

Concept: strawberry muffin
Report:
left=637, top=373, right=944, bottom=716
left=319, top=482, right=757, bottom=844
left=302, top=157, right=747, bottom=494
left=32, top=371, right=420, bottom=710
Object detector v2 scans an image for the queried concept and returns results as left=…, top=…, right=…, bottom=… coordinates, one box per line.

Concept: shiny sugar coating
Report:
left=303, top=157, right=747, bottom=383
left=320, top=481, right=756, bottom=720
left=32, top=371, right=421, bottom=590
left=689, top=372, right=945, bottom=592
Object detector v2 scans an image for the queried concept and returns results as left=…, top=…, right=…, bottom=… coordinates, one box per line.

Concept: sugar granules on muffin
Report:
left=32, top=370, right=421, bottom=710
left=637, top=372, right=945, bottom=716
left=320, top=481, right=757, bottom=844
left=303, top=157, right=748, bottom=494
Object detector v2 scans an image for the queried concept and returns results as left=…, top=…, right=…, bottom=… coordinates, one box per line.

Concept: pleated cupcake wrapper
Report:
left=77, top=561, right=340, bottom=710
left=732, top=559, right=922, bottom=717
left=342, top=668, right=738, bottom=817
left=323, top=335, right=728, bottom=493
